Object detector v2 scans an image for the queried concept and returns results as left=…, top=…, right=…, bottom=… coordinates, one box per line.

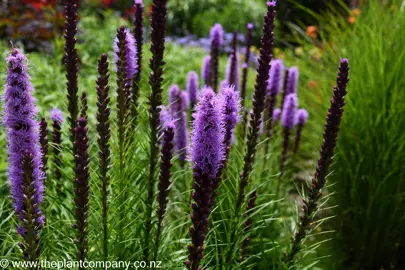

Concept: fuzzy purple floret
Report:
left=295, top=109, right=308, bottom=125
left=267, top=0, right=276, bottom=7
left=225, top=54, right=240, bottom=92
left=286, top=66, right=299, bottom=95
left=190, top=87, right=224, bottom=179
left=210, top=23, right=224, bottom=47
left=247, top=23, right=254, bottom=29
left=273, top=108, right=281, bottom=122
left=267, top=59, right=284, bottom=96
left=3, top=49, right=44, bottom=228
left=218, top=85, right=241, bottom=145
left=113, top=27, right=138, bottom=80
left=134, top=0, right=143, bottom=5
left=186, top=71, right=199, bottom=106
left=50, top=108, right=64, bottom=123
left=201, top=55, right=211, bottom=85
left=168, top=84, right=180, bottom=105
left=281, top=93, right=298, bottom=129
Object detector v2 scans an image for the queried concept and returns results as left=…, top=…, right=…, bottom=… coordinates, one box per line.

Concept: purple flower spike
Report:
left=3, top=49, right=44, bottom=260
left=201, top=55, right=211, bottom=86
left=281, top=94, right=298, bottom=129
left=50, top=108, right=64, bottom=123
left=168, top=84, right=180, bottom=105
left=187, top=71, right=199, bottom=108
left=114, top=27, right=138, bottom=80
left=225, top=54, right=240, bottom=92
left=295, top=109, right=308, bottom=126
left=273, top=108, right=281, bottom=122
left=267, top=59, right=284, bottom=96
left=286, top=66, right=299, bottom=95
left=293, top=109, right=309, bottom=154
left=219, top=85, right=241, bottom=149
left=187, top=87, right=224, bottom=269
left=169, top=86, right=188, bottom=163
left=210, top=23, right=224, bottom=47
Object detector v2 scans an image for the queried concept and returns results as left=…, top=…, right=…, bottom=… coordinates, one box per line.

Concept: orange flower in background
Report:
left=306, top=25, right=317, bottom=39
left=307, top=80, right=318, bottom=90
left=348, top=16, right=356, bottom=24
left=351, top=8, right=361, bottom=16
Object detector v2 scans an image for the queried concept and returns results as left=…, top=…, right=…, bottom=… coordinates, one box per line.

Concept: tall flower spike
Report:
left=187, top=71, right=199, bottom=109
left=286, top=67, right=299, bottom=95
left=226, top=32, right=240, bottom=91
left=39, top=118, right=48, bottom=178
left=154, top=120, right=175, bottom=261
left=145, top=0, right=168, bottom=260
left=219, top=85, right=241, bottom=161
left=73, top=117, right=90, bottom=264
left=132, top=0, right=144, bottom=121
left=96, top=54, right=111, bottom=259
left=228, top=2, right=277, bottom=262
left=240, top=23, right=254, bottom=107
left=201, top=55, right=211, bottom=86
left=114, top=27, right=137, bottom=81
left=293, top=109, right=308, bottom=154
left=280, top=93, right=298, bottom=173
left=208, top=23, right=224, bottom=92
left=240, top=190, right=257, bottom=261
left=3, top=49, right=44, bottom=261
left=64, top=0, right=79, bottom=149
left=264, top=59, right=284, bottom=154
left=50, top=109, right=64, bottom=191
left=273, top=108, right=281, bottom=122
left=80, top=92, right=88, bottom=119
left=186, top=87, right=224, bottom=270
left=285, top=59, right=349, bottom=264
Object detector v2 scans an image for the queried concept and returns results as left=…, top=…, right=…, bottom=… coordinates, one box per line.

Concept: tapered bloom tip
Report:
left=242, top=63, right=248, bottom=69
left=273, top=108, right=281, bottom=121
left=340, top=58, right=349, bottom=65
left=190, top=87, right=224, bottom=178
left=113, top=27, right=138, bottom=80
left=210, top=23, right=224, bottom=47
left=281, top=93, right=298, bottom=129
left=286, top=66, right=299, bottom=95
left=247, top=23, right=254, bottom=29
left=168, top=84, right=180, bottom=104
left=50, top=108, right=64, bottom=123
left=219, top=85, right=241, bottom=129
left=267, top=1, right=277, bottom=7
left=187, top=71, right=199, bottom=104
left=295, top=109, right=308, bottom=125
left=201, top=55, right=211, bottom=83
left=134, top=0, right=143, bottom=5
left=268, top=59, right=284, bottom=96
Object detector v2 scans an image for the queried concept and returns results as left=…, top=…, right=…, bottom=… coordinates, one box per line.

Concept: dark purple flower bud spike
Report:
left=293, top=109, right=309, bottom=154
left=131, top=0, right=144, bottom=123
left=208, top=23, right=224, bottom=92
left=227, top=2, right=276, bottom=262
left=240, top=190, right=257, bottom=261
left=80, top=92, right=88, bottom=119
left=64, top=0, right=79, bottom=150
left=145, top=0, right=168, bottom=260
left=39, top=118, right=49, bottom=178
left=96, top=54, right=111, bottom=259
left=4, top=49, right=45, bottom=261
left=50, top=109, right=64, bottom=192
left=73, top=118, right=90, bottom=264
left=284, top=59, right=349, bottom=265
left=154, top=120, right=175, bottom=261
left=240, top=23, right=254, bottom=107
left=186, top=87, right=225, bottom=270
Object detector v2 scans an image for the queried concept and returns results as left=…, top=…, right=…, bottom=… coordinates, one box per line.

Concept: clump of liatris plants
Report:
left=240, top=23, right=254, bottom=107
left=280, top=93, right=298, bottom=174
left=73, top=117, right=90, bottom=264
left=145, top=0, right=168, bottom=260
left=64, top=0, right=79, bottom=149
left=154, top=119, right=175, bottom=261
left=50, top=108, right=64, bottom=188
left=285, top=59, right=350, bottom=265
left=3, top=48, right=45, bottom=262
left=95, top=53, right=111, bottom=259
left=228, top=1, right=277, bottom=262
left=186, top=87, right=224, bottom=270
left=208, top=23, right=224, bottom=92
left=201, top=55, right=211, bottom=86
left=187, top=71, right=199, bottom=109
left=131, top=0, right=144, bottom=121
left=293, top=109, right=308, bottom=154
